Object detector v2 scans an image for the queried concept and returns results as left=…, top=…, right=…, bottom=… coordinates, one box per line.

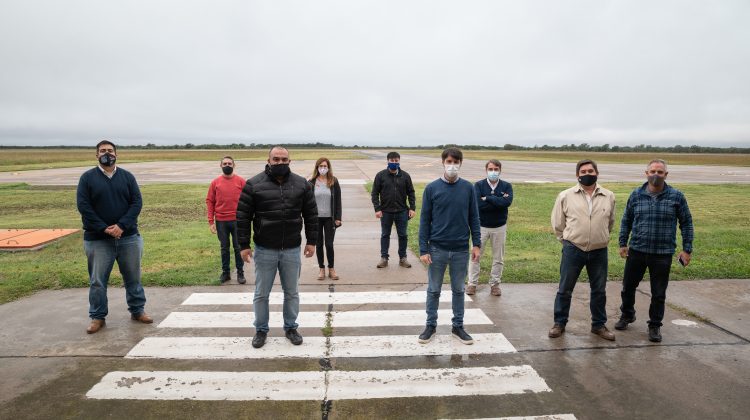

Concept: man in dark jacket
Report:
left=76, top=140, right=152, bottom=334
left=237, top=146, right=318, bottom=349
left=371, top=151, right=416, bottom=268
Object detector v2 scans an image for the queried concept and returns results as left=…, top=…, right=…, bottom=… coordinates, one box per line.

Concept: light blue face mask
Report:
left=487, top=171, right=500, bottom=182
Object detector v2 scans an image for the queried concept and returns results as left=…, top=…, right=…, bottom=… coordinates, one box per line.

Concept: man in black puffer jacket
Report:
left=237, top=146, right=318, bottom=349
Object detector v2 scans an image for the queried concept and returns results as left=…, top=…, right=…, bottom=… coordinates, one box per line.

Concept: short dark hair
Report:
left=576, top=159, right=598, bottom=174
left=441, top=147, right=463, bottom=162
left=96, top=140, right=116, bottom=153
left=221, top=155, right=235, bottom=164
left=386, top=151, right=400, bottom=160
left=485, top=159, right=502, bottom=170
left=268, top=145, right=289, bottom=157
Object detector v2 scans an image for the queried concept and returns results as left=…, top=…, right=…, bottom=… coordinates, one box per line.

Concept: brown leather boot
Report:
left=490, top=285, right=502, bottom=296
left=317, top=268, right=326, bottom=281
left=465, top=285, right=476, bottom=295
left=328, top=268, right=339, bottom=280
left=86, top=319, right=105, bottom=334
left=548, top=324, right=565, bottom=338
left=376, top=258, right=388, bottom=268
left=131, top=313, right=153, bottom=324
left=591, top=325, right=616, bottom=341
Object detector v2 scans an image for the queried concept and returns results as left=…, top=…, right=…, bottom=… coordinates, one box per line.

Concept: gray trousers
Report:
left=468, top=225, right=507, bottom=286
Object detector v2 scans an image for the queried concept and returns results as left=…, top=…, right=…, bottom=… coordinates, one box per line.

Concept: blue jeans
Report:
left=84, top=234, right=146, bottom=320
left=216, top=220, right=244, bottom=273
left=381, top=210, right=409, bottom=259
left=253, top=245, right=301, bottom=333
left=425, top=245, right=468, bottom=328
left=553, top=241, right=608, bottom=328
left=620, top=249, right=672, bottom=327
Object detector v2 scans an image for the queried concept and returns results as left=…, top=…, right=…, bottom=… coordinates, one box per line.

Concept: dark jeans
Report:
left=380, top=210, right=408, bottom=259
left=620, top=249, right=672, bottom=327
left=317, top=217, right=336, bottom=268
left=553, top=241, right=608, bottom=328
left=216, top=220, right=243, bottom=273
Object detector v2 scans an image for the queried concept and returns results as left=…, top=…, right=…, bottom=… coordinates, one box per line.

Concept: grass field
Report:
left=0, top=148, right=367, bottom=172
left=1, top=182, right=749, bottom=304
left=402, top=182, right=750, bottom=285
left=400, top=149, right=750, bottom=166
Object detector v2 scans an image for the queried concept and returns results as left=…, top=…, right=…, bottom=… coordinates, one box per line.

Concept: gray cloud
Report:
left=1, top=0, right=749, bottom=146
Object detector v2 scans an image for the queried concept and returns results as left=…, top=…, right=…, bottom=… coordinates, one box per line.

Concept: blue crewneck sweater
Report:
left=419, top=177, right=481, bottom=254
left=76, top=167, right=142, bottom=240
left=475, top=178, right=513, bottom=228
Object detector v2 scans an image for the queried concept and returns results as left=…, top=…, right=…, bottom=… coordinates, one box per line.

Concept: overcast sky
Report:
left=1, top=1, right=749, bottom=147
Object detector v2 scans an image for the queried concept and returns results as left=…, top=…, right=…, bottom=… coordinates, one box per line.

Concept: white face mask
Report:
left=444, top=163, right=460, bottom=179
left=487, top=171, right=500, bottom=182
left=318, top=166, right=329, bottom=175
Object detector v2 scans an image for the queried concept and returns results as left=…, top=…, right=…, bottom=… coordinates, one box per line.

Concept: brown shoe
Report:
left=131, top=313, right=154, bottom=324
left=591, top=325, right=616, bottom=341
left=86, top=319, right=105, bottom=334
left=317, top=268, right=326, bottom=281
left=465, top=285, right=476, bottom=295
left=548, top=324, right=565, bottom=338
left=399, top=258, right=412, bottom=268
left=490, top=285, right=502, bottom=296
left=376, top=258, right=388, bottom=268
left=328, top=268, right=339, bottom=280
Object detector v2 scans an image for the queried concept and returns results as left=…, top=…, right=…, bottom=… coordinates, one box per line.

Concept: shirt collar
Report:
left=576, top=183, right=602, bottom=195
left=98, top=165, right=117, bottom=178
left=486, top=178, right=499, bottom=189
left=441, top=175, right=460, bottom=184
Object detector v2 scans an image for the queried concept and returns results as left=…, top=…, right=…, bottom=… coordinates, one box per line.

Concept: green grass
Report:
left=1, top=182, right=749, bottom=304
left=403, top=182, right=750, bottom=284
left=0, top=148, right=367, bottom=172
left=399, top=149, right=750, bottom=166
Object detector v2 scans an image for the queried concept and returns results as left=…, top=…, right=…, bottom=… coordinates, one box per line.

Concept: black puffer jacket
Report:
left=237, top=165, right=318, bottom=250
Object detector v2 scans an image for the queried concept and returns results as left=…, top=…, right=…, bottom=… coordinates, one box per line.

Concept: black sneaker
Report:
left=451, top=326, right=474, bottom=345
left=285, top=329, right=303, bottom=345
left=237, top=271, right=246, bottom=284
left=418, top=326, right=436, bottom=344
left=219, top=271, right=231, bottom=283
left=648, top=326, right=662, bottom=343
left=252, top=331, right=267, bottom=348
left=614, top=317, right=636, bottom=330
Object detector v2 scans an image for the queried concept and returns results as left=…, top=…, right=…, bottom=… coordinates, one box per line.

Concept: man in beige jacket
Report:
left=549, top=159, right=616, bottom=341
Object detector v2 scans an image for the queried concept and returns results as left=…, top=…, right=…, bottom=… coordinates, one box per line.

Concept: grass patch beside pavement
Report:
left=404, top=182, right=750, bottom=284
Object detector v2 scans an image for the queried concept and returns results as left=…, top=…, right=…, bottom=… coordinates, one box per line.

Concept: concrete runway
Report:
left=1, top=183, right=749, bottom=419
left=1, top=150, right=750, bottom=185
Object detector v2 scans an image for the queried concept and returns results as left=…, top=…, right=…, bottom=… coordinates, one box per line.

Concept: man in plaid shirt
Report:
left=616, top=159, right=694, bottom=342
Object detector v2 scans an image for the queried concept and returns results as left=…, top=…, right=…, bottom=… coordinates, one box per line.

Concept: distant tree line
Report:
left=1, top=142, right=748, bottom=153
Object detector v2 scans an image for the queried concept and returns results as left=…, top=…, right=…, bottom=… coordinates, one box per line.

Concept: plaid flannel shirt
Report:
left=619, top=182, right=694, bottom=255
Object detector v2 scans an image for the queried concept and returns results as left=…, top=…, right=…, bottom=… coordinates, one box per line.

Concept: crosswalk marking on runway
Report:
left=182, top=291, right=458, bottom=305
left=158, top=308, right=493, bottom=328
left=445, top=415, right=578, bottom=420
left=125, top=333, right=517, bottom=359
left=86, top=366, right=549, bottom=401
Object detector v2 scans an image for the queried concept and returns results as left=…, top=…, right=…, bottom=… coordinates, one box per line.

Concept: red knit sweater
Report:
left=206, top=175, right=246, bottom=223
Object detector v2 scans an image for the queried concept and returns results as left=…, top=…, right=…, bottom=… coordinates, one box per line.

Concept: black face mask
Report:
left=269, top=163, right=290, bottom=178
left=98, top=153, right=116, bottom=167
left=648, top=175, right=665, bottom=187
left=222, top=166, right=233, bottom=175
left=578, top=174, right=597, bottom=186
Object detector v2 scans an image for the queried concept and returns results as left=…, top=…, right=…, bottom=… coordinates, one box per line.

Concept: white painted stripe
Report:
left=157, top=311, right=326, bottom=328
left=338, top=179, right=366, bottom=185
left=332, top=309, right=492, bottom=327
left=331, top=333, right=515, bottom=357
left=327, top=365, right=550, bottom=399
left=444, top=415, right=577, bottom=420
left=158, top=309, right=492, bottom=328
left=125, top=333, right=515, bottom=359
left=126, top=337, right=328, bottom=359
left=86, top=371, right=325, bottom=401
left=181, top=291, right=456, bottom=306
left=86, top=366, right=549, bottom=400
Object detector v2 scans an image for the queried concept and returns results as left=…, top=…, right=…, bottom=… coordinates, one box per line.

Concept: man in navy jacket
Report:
left=467, top=159, right=513, bottom=296
left=76, top=140, right=152, bottom=334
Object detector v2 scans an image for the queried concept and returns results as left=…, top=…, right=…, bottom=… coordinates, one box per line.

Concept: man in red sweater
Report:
left=206, top=156, right=247, bottom=284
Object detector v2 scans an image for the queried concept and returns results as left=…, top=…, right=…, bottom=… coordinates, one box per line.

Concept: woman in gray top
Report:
left=310, top=157, right=343, bottom=280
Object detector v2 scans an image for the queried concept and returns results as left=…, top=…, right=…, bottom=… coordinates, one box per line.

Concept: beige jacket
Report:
left=551, top=184, right=615, bottom=251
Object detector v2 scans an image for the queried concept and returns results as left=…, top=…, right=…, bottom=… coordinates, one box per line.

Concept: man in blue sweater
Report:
left=418, top=147, right=481, bottom=345
left=76, top=140, right=151, bottom=334
left=467, top=159, right=513, bottom=296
